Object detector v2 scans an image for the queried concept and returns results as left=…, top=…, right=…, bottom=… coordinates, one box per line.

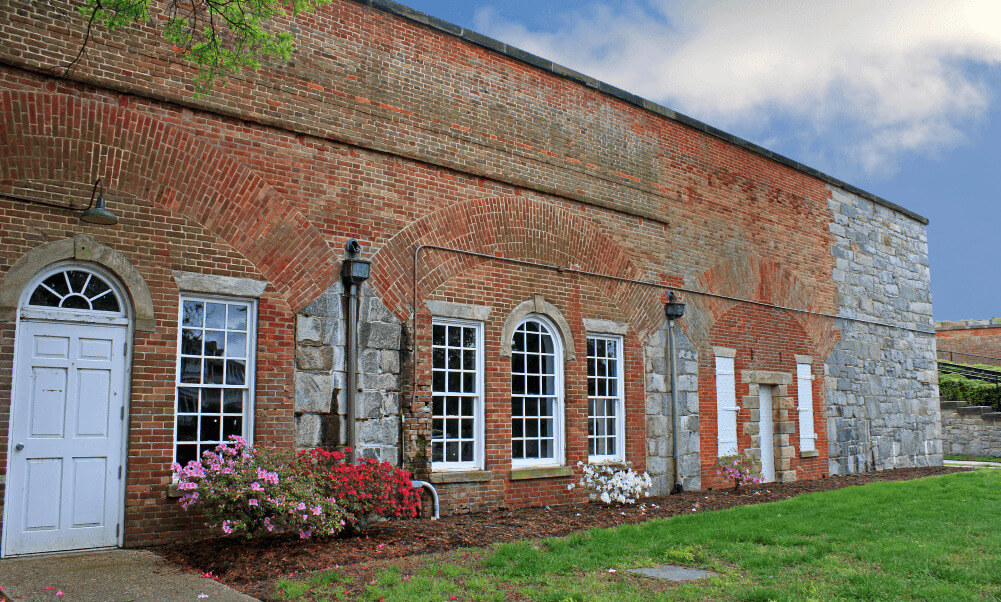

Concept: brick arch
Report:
left=371, top=196, right=662, bottom=337
left=685, top=255, right=839, bottom=360
left=0, top=90, right=338, bottom=312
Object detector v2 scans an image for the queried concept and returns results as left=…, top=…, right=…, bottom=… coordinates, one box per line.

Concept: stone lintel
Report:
left=173, top=270, right=268, bottom=298
left=582, top=317, right=628, bottom=335
left=426, top=300, right=491, bottom=322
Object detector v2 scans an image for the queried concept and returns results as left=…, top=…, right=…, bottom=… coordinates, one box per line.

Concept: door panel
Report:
left=30, top=367, right=68, bottom=437
left=76, top=369, right=112, bottom=437
left=4, top=321, right=126, bottom=556
left=758, top=386, right=775, bottom=483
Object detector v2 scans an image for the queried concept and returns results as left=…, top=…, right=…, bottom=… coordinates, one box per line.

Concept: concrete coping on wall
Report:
left=935, top=319, right=1001, bottom=331
left=943, top=402, right=1001, bottom=421
left=352, top=1, right=928, bottom=225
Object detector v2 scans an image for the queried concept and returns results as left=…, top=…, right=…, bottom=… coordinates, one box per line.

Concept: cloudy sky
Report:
left=402, top=0, right=1001, bottom=322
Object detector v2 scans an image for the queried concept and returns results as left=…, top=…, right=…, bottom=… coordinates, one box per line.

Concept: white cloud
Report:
left=475, top=1, right=1001, bottom=177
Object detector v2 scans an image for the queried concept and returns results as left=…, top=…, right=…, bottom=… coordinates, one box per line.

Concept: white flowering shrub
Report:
left=575, top=461, right=652, bottom=505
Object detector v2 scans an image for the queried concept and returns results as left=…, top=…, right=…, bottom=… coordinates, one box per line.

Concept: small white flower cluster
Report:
left=575, top=461, right=652, bottom=505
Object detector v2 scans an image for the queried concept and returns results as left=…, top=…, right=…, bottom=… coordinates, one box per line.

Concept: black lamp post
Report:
left=342, top=240, right=370, bottom=463
left=665, top=291, right=686, bottom=494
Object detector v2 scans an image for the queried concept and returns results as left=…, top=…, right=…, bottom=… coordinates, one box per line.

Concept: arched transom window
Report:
left=511, top=317, right=563, bottom=465
left=27, top=268, right=122, bottom=314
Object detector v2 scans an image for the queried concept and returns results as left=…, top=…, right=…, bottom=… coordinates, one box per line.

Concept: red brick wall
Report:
left=0, top=0, right=852, bottom=541
left=937, top=326, right=1001, bottom=367
left=700, top=304, right=828, bottom=489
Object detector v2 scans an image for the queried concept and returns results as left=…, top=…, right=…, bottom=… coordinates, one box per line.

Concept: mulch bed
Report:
left=154, top=466, right=967, bottom=600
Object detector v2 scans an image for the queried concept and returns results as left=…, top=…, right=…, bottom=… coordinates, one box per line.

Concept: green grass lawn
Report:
left=278, top=470, right=1001, bottom=600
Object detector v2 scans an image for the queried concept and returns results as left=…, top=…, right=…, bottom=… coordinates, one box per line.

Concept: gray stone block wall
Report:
left=644, top=322, right=700, bottom=494
left=941, top=402, right=1001, bottom=457
left=294, top=281, right=402, bottom=465
left=825, top=186, right=942, bottom=474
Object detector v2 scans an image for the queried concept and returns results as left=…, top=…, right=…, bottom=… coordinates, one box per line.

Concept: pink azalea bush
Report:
left=174, top=437, right=419, bottom=539
left=715, top=453, right=764, bottom=492
left=173, top=437, right=349, bottom=539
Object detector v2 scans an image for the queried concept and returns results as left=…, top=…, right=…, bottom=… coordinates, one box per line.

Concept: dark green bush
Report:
left=939, top=372, right=1001, bottom=411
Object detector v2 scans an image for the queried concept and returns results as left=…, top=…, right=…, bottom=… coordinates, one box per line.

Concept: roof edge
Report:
left=353, top=0, right=929, bottom=225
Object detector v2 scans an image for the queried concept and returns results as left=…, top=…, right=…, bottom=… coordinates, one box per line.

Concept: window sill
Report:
left=428, top=470, right=492, bottom=484
left=510, top=466, right=573, bottom=481
left=800, top=449, right=820, bottom=458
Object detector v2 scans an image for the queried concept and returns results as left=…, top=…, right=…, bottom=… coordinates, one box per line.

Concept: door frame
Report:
left=758, top=385, right=775, bottom=483
left=2, top=261, right=134, bottom=558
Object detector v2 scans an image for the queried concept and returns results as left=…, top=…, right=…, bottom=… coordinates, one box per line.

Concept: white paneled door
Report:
left=758, top=385, right=775, bottom=483
left=3, top=320, right=126, bottom=556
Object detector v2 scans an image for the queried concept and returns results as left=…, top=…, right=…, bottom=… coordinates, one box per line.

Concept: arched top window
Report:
left=26, top=267, right=123, bottom=314
left=511, top=316, right=564, bottom=466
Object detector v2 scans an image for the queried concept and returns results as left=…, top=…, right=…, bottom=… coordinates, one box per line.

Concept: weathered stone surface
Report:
left=825, top=187, right=941, bottom=474
left=294, top=373, right=334, bottom=413
left=295, top=345, right=334, bottom=371
left=644, top=325, right=700, bottom=495
left=941, top=404, right=1001, bottom=458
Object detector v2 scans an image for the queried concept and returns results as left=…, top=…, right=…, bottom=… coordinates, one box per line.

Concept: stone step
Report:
left=957, top=405, right=993, bottom=415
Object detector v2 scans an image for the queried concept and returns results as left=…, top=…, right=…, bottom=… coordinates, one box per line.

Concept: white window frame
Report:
left=586, top=333, right=625, bottom=462
left=173, top=293, right=257, bottom=467
left=510, top=315, right=564, bottom=468
left=715, top=353, right=739, bottom=457
left=797, top=362, right=817, bottom=452
left=430, top=317, right=485, bottom=471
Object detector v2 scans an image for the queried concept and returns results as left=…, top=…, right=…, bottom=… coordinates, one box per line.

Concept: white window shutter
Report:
left=715, top=356, right=738, bottom=456
left=797, top=363, right=817, bottom=452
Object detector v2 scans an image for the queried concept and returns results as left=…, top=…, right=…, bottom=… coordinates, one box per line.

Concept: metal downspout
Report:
left=345, top=280, right=359, bottom=463
left=668, top=317, right=683, bottom=494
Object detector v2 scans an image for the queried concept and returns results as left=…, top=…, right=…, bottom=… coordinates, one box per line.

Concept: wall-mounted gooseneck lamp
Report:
left=80, top=178, right=118, bottom=225
left=665, top=291, right=686, bottom=494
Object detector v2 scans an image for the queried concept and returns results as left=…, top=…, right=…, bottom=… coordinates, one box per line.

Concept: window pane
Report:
left=204, top=330, right=225, bottom=356
left=67, top=271, right=88, bottom=293
left=182, top=301, right=203, bottom=327
left=43, top=273, right=69, bottom=296
left=461, top=441, right=474, bottom=462
left=29, top=286, right=60, bottom=307
left=447, top=326, right=461, bottom=347
left=222, top=416, right=242, bottom=440
left=432, top=371, right=445, bottom=392
left=91, top=291, right=120, bottom=312
left=178, top=388, right=198, bottom=413
left=176, top=444, right=198, bottom=467
left=448, top=348, right=460, bottom=369
left=463, top=372, right=474, bottom=393
left=177, top=416, right=197, bottom=441
left=181, top=329, right=202, bottom=355
left=200, top=415, right=221, bottom=441
left=200, top=388, right=221, bottom=413
left=446, top=442, right=459, bottom=462
left=463, top=328, right=476, bottom=348
left=463, top=350, right=475, bottom=370
left=205, top=303, right=226, bottom=329
left=432, top=324, right=445, bottom=346
left=180, top=358, right=201, bottom=383
left=205, top=359, right=224, bottom=384
left=432, top=442, right=443, bottom=463
left=227, top=305, right=247, bottom=330
left=223, top=389, right=243, bottom=413
left=62, top=295, right=89, bottom=310
left=226, top=332, right=247, bottom=358
left=226, top=360, right=246, bottom=385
